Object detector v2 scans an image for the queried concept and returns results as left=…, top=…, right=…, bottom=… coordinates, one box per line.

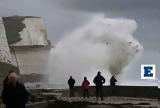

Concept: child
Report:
left=82, top=77, right=90, bottom=98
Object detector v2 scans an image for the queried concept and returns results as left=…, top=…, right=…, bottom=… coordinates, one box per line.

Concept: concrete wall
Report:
left=62, top=86, right=159, bottom=99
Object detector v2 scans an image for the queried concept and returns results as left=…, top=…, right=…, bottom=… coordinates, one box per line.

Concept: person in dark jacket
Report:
left=82, top=77, right=90, bottom=98
left=93, top=71, right=105, bottom=101
left=2, top=73, right=29, bottom=108
left=68, top=76, right=75, bottom=97
left=3, top=70, right=14, bottom=89
left=110, top=76, right=117, bottom=86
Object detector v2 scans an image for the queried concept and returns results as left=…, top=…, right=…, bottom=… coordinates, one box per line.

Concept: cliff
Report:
left=0, top=17, right=18, bottom=89
left=0, top=17, right=12, bottom=64
left=0, top=16, right=52, bottom=90
left=3, top=16, right=49, bottom=46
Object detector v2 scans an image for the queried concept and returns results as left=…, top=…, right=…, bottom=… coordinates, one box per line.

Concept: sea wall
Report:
left=62, top=86, right=159, bottom=99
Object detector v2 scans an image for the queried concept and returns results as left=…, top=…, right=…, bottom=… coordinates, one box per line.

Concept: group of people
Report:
left=1, top=70, right=117, bottom=108
left=68, top=71, right=117, bottom=101
left=2, top=70, right=29, bottom=108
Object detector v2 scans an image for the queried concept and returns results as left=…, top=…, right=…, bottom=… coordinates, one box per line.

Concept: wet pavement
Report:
left=56, top=97, right=158, bottom=108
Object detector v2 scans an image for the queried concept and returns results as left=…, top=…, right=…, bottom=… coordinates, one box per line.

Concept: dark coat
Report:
left=110, top=76, right=117, bottom=86
left=68, top=78, right=75, bottom=89
left=3, top=75, right=9, bottom=89
left=93, top=75, right=105, bottom=87
left=2, top=82, right=29, bottom=108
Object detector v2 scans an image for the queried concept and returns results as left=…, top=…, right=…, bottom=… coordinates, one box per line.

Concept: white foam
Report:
left=48, top=15, right=143, bottom=85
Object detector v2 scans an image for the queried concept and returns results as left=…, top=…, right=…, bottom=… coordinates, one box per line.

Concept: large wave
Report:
left=48, top=15, right=143, bottom=86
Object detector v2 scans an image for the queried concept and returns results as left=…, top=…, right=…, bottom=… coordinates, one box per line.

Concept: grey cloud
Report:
left=0, top=0, right=93, bottom=43
left=53, top=0, right=160, bottom=12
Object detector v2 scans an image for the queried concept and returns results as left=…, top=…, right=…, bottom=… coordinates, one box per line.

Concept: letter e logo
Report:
left=141, top=64, right=156, bottom=79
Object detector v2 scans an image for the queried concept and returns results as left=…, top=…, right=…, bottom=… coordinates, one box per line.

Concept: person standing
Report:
left=68, top=76, right=75, bottom=97
left=110, top=76, right=117, bottom=86
left=110, top=76, right=117, bottom=96
left=82, top=77, right=90, bottom=98
left=2, top=72, right=29, bottom=108
left=93, top=71, right=105, bottom=101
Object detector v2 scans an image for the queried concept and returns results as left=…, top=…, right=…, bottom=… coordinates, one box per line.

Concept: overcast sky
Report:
left=0, top=0, right=160, bottom=85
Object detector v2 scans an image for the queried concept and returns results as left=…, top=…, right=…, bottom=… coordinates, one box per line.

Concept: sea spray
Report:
left=48, top=15, right=143, bottom=86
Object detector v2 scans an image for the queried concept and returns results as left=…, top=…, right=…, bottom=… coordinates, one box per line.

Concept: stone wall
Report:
left=62, top=86, right=159, bottom=99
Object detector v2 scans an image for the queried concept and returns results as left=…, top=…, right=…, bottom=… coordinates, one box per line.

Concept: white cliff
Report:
left=11, top=17, right=48, bottom=46
left=0, top=16, right=52, bottom=85
left=0, top=17, right=12, bottom=64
